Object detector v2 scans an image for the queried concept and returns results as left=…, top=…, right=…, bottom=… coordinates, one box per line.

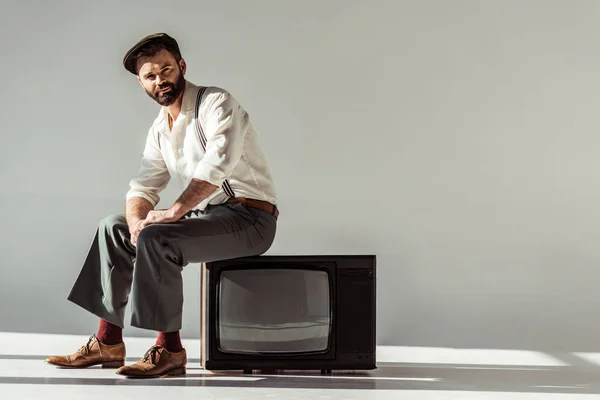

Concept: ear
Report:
left=137, top=75, right=144, bottom=88
left=179, top=58, right=187, bottom=76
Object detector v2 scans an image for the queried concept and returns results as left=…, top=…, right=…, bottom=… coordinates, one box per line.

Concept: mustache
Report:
left=155, top=83, right=174, bottom=94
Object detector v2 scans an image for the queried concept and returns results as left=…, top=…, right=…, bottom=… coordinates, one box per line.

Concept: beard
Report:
left=146, top=68, right=186, bottom=106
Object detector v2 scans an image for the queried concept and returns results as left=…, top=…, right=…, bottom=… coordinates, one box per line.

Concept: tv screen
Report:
left=217, top=267, right=331, bottom=354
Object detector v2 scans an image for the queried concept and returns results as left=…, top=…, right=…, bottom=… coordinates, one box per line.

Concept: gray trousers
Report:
left=67, top=203, right=277, bottom=332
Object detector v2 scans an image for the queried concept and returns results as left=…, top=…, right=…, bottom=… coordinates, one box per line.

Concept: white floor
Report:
left=3, top=332, right=600, bottom=399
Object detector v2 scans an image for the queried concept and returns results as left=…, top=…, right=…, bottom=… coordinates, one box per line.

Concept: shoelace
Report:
left=77, top=335, right=102, bottom=356
left=141, top=345, right=162, bottom=365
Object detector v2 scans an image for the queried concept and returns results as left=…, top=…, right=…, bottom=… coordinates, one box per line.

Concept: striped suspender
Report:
left=194, top=87, right=236, bottom=198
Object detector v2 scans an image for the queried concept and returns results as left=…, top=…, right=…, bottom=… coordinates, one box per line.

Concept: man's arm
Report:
left=169, top=178, right=218, bottom=220
left=191, top=89, right=248, bottom=189
left=138, top=179, right=218, bottom=230
left=125, top=126, right=170, bottom=232
left=169, top=90, right=248, bottom=218
left=126, top=197, right=154, bottom=232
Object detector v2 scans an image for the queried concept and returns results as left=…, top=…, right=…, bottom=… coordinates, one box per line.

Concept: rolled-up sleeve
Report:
left=126, top=127, right=170, bottom=207
left=192, top=89, right=249, bottom=187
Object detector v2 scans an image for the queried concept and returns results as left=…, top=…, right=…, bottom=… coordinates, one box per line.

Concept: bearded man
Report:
left=45, top=33, right=279, bottom=378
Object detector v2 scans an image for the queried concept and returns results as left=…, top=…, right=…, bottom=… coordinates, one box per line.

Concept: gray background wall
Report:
left=1, top=0, right=599, bottom=352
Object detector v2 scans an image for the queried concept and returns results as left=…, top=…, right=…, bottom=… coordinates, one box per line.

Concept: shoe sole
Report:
left=46, top=360, right=125, bottom=369
left=117, top=367, right=186, bottom=379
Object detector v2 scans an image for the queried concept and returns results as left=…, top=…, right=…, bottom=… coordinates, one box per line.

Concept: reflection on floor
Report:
left=2, top=332, right=600, bottom=399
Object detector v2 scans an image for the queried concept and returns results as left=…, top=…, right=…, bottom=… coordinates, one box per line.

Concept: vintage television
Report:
left=200, top=255, right=376, bottom=374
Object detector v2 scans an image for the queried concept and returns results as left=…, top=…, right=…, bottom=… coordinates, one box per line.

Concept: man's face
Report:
left=136, top=49, right=187, bottom=106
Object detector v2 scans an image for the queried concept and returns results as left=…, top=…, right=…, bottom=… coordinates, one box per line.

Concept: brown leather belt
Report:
left=226, top=197, right=279, bottom=220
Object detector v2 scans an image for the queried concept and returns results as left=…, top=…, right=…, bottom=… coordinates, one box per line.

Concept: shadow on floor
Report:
left=3, top=353, right=600, bottom=394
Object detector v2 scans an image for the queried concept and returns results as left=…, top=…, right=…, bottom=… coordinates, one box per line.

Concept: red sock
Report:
left=156, top=331, right=183, bottom=353
left=96, top=319, right=123, bottom=345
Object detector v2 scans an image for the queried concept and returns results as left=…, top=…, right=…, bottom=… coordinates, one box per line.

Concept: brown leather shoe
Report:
left=45, top=334, right=125, bottom=369
left=116, top=345, right=186, bottom=378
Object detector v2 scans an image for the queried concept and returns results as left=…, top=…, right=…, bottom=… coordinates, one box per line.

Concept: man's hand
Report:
left=126, top=197, right=154, bottom=246
left=140, top=209, right=179, bottom=228
left=129, top=219, right=145, bottom=247
left=130, top=209, right=179, bottom=246
left=127, top=178, right=217, bottom=246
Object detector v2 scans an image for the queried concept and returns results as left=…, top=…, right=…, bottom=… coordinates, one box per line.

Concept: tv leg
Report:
left=243, top=369, right=253, bottom=375
left=321, top=369, right=332, bottom=376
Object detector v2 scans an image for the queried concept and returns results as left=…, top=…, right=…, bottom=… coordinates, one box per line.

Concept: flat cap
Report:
left=123, top=33, right=181, bottom=75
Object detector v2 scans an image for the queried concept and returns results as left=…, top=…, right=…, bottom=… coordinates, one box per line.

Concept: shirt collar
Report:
left=180, top=80, right=200, bottom=114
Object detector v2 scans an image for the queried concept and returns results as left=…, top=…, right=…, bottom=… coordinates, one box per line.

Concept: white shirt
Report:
left=126, top=80, right=278, bottom=209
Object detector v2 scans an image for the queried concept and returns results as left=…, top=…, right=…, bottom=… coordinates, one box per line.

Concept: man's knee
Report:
left=136, top=224, right=165, bottom=246
left=99, top=213, right=127, bottom=232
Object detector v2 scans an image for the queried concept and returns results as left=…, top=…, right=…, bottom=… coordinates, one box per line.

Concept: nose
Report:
left=155, top=74, right=166, bottom=86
